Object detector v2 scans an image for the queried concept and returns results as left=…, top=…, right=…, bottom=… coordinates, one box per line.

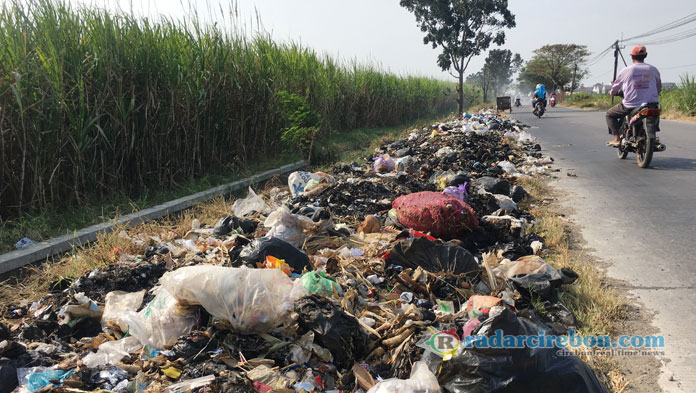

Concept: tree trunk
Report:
left=457, top=71, right=464, bottom=115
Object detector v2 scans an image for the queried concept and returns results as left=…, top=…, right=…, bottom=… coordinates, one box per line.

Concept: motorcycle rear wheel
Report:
left=636, top=136, right=654, bottom=168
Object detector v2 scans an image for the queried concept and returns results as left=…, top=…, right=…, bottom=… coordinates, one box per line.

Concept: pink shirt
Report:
left=610, top=63, right=662, bottom=108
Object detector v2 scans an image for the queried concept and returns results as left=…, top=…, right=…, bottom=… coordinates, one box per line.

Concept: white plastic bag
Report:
left=516, top=130, right=536, bottom=143
left=118, top=288, right=197, bottom=349
left=101, top=290, right=145, bottom=332
left=82, top=336, right=143, bottom=368
left=496, top=160, right=517, bottom=174
left=159, top=265, right=294, bottom=333
left=367, top=361, right=441, bottom=393
left=231, top=187, right=270, bottom=217
left=263, top=206, right=317, bottom=247
left=494, top=194, right=518, bottom=211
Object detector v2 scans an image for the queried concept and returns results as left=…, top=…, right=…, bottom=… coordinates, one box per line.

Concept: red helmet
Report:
left=631, top=45, right=647, bottom=56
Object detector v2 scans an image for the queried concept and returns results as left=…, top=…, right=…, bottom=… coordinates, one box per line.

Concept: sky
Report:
left=27, top=0, right=696, bottom=87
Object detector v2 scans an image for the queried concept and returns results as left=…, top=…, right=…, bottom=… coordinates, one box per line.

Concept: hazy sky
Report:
left=43, top=0, right=696, bottom=86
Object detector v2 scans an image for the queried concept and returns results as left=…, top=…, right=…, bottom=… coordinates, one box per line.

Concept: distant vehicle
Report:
left=549, top=95, right=556, bottom=107
left=532, top=97, right=545, bottom=118
left=514, top=96, right=521, bottom=107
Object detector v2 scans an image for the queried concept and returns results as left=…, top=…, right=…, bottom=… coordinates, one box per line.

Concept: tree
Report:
left=467, top=49, right=522, bottom=102
left=518, top=44, right=589, bottom=92
left=466, top=68, right=493, bottom=102
left=400, top=0, right=516, bottom=114
left=485, top=49, right=523, bottom=97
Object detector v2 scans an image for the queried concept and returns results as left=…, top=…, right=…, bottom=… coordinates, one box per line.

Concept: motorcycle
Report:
left=615, top=101, right=666, bottom=168
left=532, top=97, right=545, bottom=118
left=549, top=96, right=556, bottom=107
left=514, top=97, right=521, bottom=107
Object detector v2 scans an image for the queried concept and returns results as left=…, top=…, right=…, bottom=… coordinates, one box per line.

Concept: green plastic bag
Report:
left=301, top=271, right=343, bottom=296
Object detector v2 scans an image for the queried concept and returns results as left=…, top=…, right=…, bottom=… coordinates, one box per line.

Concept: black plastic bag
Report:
left=509, top=267, right=578, bottom=302
left=435, top=309, right=609, bottom=393
left=234, top=237, right=312, bottom=272
left=294, top=295, right=368, bottom=370
left=213, top=215, right=258, bottom=236
left=387, top=236, right=480, bottom=276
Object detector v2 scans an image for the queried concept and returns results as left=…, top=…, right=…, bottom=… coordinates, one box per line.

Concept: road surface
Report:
left=513, top=104, right=696, bottom=393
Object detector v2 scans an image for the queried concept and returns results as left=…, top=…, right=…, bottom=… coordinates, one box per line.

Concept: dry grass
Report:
left=0, top=194, right=237, bottom=308
left=659, top=108, right=696, bottom=123
left=519, top=176, right=630, bottom=392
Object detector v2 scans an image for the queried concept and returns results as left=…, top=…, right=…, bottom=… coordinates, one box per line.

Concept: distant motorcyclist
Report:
left=606, top=45, right=661, bottom=147
left=515, top=93, right=521, bottom=107
left=532, top=84, right=547, bottom=111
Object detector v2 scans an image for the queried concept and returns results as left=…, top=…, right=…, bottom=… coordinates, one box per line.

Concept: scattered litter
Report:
left=0, top=112, right=604, bottom=392
left=15, top=237, right=34, bottom=249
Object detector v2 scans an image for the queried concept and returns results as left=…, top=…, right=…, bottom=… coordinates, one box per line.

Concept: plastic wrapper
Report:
left=463, top=295, right=503, bottom=319
left=159, top=265, right=295, bottom=333
left=392, top=191, right=478, bottom=238
left=164, top=375, right=215, bottom=393
left=288, top=171, right=335, bottom=197
left=430, top=170, right=456, bottom=190
left=101, top=290, right=145, bottom=332
left=367, top=361, right=441, bottom=393
left=263, top=206, right=317, bottom=247
left=373, top=154, right=395, bottom=173
left=264, top=255, right=292, bottom=276
left=231, top=187, right=270, bottom=217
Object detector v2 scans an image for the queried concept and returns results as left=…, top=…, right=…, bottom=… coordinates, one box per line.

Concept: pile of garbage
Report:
left=0, top=111, right=607, bottom=393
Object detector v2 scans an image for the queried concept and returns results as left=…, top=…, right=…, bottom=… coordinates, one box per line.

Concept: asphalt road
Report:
left=512, top=104, right=696, bottom=393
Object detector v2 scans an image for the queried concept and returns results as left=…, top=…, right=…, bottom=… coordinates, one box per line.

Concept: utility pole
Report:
left=611, top=40, right=622, bottom=104
left=612, top=40, right=620, bottom=84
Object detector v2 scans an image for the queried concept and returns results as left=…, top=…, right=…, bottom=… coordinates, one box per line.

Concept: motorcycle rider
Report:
left=515, top=93, right=521, bottom=106
left=532, top=84, right=547, bottom=112
left=606, top=45, right=662, bottom=147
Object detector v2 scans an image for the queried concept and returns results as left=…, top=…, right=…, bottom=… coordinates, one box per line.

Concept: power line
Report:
left=622, top=12, right=696, bottom=42
left=658, top=62, right=696, bottom=71
left=631, top=27, right=696, bottom=46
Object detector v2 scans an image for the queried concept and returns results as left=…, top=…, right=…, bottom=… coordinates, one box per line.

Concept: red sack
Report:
left=392, top=192, right=478, bottom=238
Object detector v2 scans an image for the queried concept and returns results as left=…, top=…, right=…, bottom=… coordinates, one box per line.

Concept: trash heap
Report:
left=0, top=111, right=607, bottom=393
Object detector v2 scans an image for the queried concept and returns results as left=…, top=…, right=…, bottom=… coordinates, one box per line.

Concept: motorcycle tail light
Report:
left=640, top=108, right=661, bottom=117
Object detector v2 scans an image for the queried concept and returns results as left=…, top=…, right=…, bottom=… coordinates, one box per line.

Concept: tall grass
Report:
left=0, top=0, right=460, bottom=219
left=660, top=74, right=696, bottom=116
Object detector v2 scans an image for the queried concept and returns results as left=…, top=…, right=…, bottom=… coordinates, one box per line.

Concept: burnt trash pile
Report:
left=0, top=111, right=607, bottom=393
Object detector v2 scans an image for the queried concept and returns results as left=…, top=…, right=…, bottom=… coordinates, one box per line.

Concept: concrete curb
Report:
left=0, top=161, right=306, bottom=275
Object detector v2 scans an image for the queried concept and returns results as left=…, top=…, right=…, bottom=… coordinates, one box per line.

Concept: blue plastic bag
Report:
left=27, top=369, right=75, bottom=392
